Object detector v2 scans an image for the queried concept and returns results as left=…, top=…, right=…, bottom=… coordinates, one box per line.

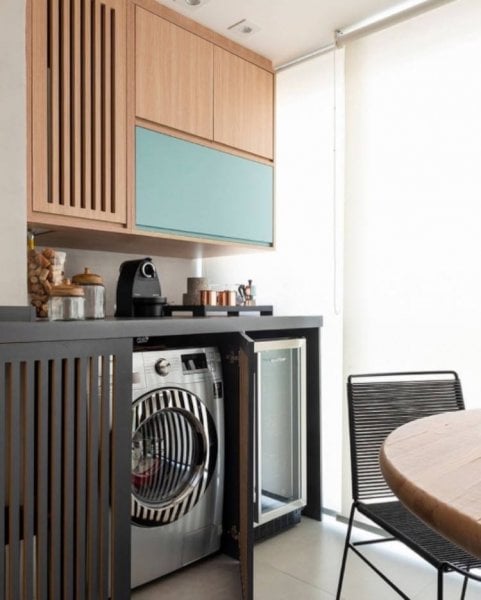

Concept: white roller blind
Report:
left=342, top=0, right=481, bottom=514
left=344, top=0, right=481, bottom=395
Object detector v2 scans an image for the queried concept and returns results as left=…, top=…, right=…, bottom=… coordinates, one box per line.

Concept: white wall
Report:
left=343, top=0, right=481, bottom=508
left=55, top=248, right=195, bottom=316
left=0, top=0, right=27, bottom=304
left=204, top=52, right=345, bottom=511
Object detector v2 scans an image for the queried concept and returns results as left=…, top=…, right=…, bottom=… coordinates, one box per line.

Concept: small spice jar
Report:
left=48, top=279, right=85, bottom=321
left=72, top=267, right=106, bottom=319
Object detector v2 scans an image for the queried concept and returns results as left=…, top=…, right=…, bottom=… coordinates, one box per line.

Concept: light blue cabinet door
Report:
left=136, top=127, right=273, bottom=245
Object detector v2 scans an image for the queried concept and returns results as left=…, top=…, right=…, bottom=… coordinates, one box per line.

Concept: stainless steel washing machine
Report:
left=131, top=347, right=224, bottom=588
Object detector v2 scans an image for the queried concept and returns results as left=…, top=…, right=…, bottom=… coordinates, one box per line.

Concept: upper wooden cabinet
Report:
left=213, top=47, right=274, bottom=160
left=135, top=7, right=214, bottom=140
left=29, top=0, right=127, bottom=226
left=134, top=6, right=274, bottom=160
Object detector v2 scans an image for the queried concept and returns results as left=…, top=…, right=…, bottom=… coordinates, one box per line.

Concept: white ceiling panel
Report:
left=155, top=0, right=411, bottom=66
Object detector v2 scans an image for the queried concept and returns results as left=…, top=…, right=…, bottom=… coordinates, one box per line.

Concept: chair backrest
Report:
left=347, top=371, right=464, bottom=502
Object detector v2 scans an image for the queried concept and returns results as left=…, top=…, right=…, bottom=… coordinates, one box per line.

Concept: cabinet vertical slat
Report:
left=49, top=359, right=62, bottom=599
left=49, top=0, right=61, bottom=206
left=102, top=6, right=112, bottom=214
left=6, top=363, right=20, bottom=600
left=112, top=0, right=127, bottom=223
left=36, top=361, right=49, bottom=600
left=0, top=365, right=4, bottom=598
left=82, top=0, right=92, bottom=210
left=72, top=0, right=82, bottom=209
left=92, top=0, right=102, bottom=213
left=31, top=0, right=49, bottom=208
left=110, top=8, right=117, bottom=215
left=99, top=355, right=111, bottom=598
left=75, top=358, right=88, bottom=599
left=60, top=0, right=71, bottom=207
left=62, top=359, right=75, bottom=598
left=110, top=351, right=132, bottom=600
left=21, top=362, right=35, bottom=600
left=87, top=357, right=100, bottom=599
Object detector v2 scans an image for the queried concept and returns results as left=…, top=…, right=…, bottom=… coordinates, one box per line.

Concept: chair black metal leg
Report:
left=460, top=573, right=469, bottom=600
left=336, top=503, right=356, bottom=600
left=437, top=569, right=444, bottom=600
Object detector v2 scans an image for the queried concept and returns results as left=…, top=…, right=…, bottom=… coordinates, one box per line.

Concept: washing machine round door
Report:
left=131, top=387, right=218, bottom=527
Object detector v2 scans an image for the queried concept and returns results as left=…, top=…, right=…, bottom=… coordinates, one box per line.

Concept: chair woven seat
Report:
left=357, top=500, right=481, bottom=572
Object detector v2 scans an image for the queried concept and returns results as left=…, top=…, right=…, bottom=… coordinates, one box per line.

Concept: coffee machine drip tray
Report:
left=133, top=296, right=167, bottom=318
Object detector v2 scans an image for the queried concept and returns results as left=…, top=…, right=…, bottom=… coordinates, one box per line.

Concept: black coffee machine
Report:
left=115, top=258, right=167, bottom=317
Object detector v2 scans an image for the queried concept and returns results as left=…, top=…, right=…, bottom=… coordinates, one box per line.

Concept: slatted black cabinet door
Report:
left=0, top=339, right=131, bottom=600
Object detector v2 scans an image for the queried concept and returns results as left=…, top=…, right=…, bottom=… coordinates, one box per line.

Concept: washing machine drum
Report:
left=131, top=387, right=218, bottom=527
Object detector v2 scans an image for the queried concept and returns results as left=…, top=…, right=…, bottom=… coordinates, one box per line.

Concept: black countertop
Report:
left=0, top=315, right=323, bottom=344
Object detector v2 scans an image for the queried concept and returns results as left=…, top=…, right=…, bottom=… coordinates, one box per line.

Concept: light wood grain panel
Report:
left=92, top=0, right=102, bottom=213
left=112, top=1, right=127, bottom=223
left=135, top=6, right=214, bottom=139
left=31, top=0, right=49, bottom=212
left=126, top=0, right=136, bottom=230
left=60, top=0, right=71, bottom=206
left=135, top=117, right=274, bottom=166
left=29, top=0, right=127, bottom=225
left=102, top=4, right=112, bottom=213
left=49, top=0, right=61, bottom=206
left=73, top=0, right=82, bottom=208
left=82, top=0, right=92, bottom=209
left=214, top=47, right=274, bottom=159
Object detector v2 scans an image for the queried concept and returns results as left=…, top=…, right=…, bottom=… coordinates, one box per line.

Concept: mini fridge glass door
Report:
left=253, top=338, right=306, bottom=526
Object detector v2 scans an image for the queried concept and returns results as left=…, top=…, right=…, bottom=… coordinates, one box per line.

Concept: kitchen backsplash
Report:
left=56, top=247, right=195, bottom=316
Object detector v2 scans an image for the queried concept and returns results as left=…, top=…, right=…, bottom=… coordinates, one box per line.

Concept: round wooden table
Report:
left=380, top=409, right=481, bottom=559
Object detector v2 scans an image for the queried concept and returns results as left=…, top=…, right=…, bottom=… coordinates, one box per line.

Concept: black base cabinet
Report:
left=0, top=338, right=132, bottom=600
left=0, top=316, right=321, bottom=600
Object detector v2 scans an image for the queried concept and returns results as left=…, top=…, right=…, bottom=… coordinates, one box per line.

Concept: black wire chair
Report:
left=336, top=371, right=481, bottom=600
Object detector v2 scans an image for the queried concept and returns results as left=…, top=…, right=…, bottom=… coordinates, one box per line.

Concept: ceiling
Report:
left=155, top=0, right=408, bottom=67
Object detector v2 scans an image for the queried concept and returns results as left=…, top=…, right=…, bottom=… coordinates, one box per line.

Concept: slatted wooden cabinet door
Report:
left=0, top=339, right=131, bottom=600
left=31, top=0, right=127, bottom=224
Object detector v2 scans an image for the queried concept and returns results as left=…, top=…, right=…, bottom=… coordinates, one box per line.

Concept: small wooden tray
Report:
left=163, top=305, right=274, bottom=317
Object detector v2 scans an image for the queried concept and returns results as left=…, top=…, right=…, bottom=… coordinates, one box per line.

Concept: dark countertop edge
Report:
left=0, top=315, right=323, bottom=344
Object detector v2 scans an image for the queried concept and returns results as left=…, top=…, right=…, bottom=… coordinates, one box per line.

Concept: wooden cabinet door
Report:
left=135, top=7, right=214, bottom=140
left=30, top=0, right=127, bottom=224
left=214, top=47, right=274, bottom=160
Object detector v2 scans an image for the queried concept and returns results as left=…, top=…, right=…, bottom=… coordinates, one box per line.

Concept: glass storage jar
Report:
left=48, top=279, right=85, bottom=320
left=72, top=267, right=106, bottom=319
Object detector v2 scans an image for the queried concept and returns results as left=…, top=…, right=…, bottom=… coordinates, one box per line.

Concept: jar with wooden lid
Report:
left=72, top=267, right=106, bottom=319
left=48, top=279, right=85, bottom=321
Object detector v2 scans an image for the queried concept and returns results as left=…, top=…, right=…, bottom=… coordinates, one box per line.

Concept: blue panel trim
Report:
left=136, top=127, right=273, bottom=245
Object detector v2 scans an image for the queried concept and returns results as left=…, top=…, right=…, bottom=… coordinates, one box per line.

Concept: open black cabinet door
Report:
left=237, top=333, right=257, bottom=600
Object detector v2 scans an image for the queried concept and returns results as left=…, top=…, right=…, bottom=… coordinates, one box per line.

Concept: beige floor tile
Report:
left=132, top=554, right=242, bottom=600
left=130, top=516, right=481, bottom=600
left=255, top=562, right=334, bottom=600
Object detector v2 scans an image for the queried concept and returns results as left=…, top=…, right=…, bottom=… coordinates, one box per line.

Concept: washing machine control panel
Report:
left=154, top=358, right=171, bottom=376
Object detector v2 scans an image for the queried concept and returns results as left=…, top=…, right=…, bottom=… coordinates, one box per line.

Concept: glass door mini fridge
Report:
left=252, top=338, right=307, bottom=532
